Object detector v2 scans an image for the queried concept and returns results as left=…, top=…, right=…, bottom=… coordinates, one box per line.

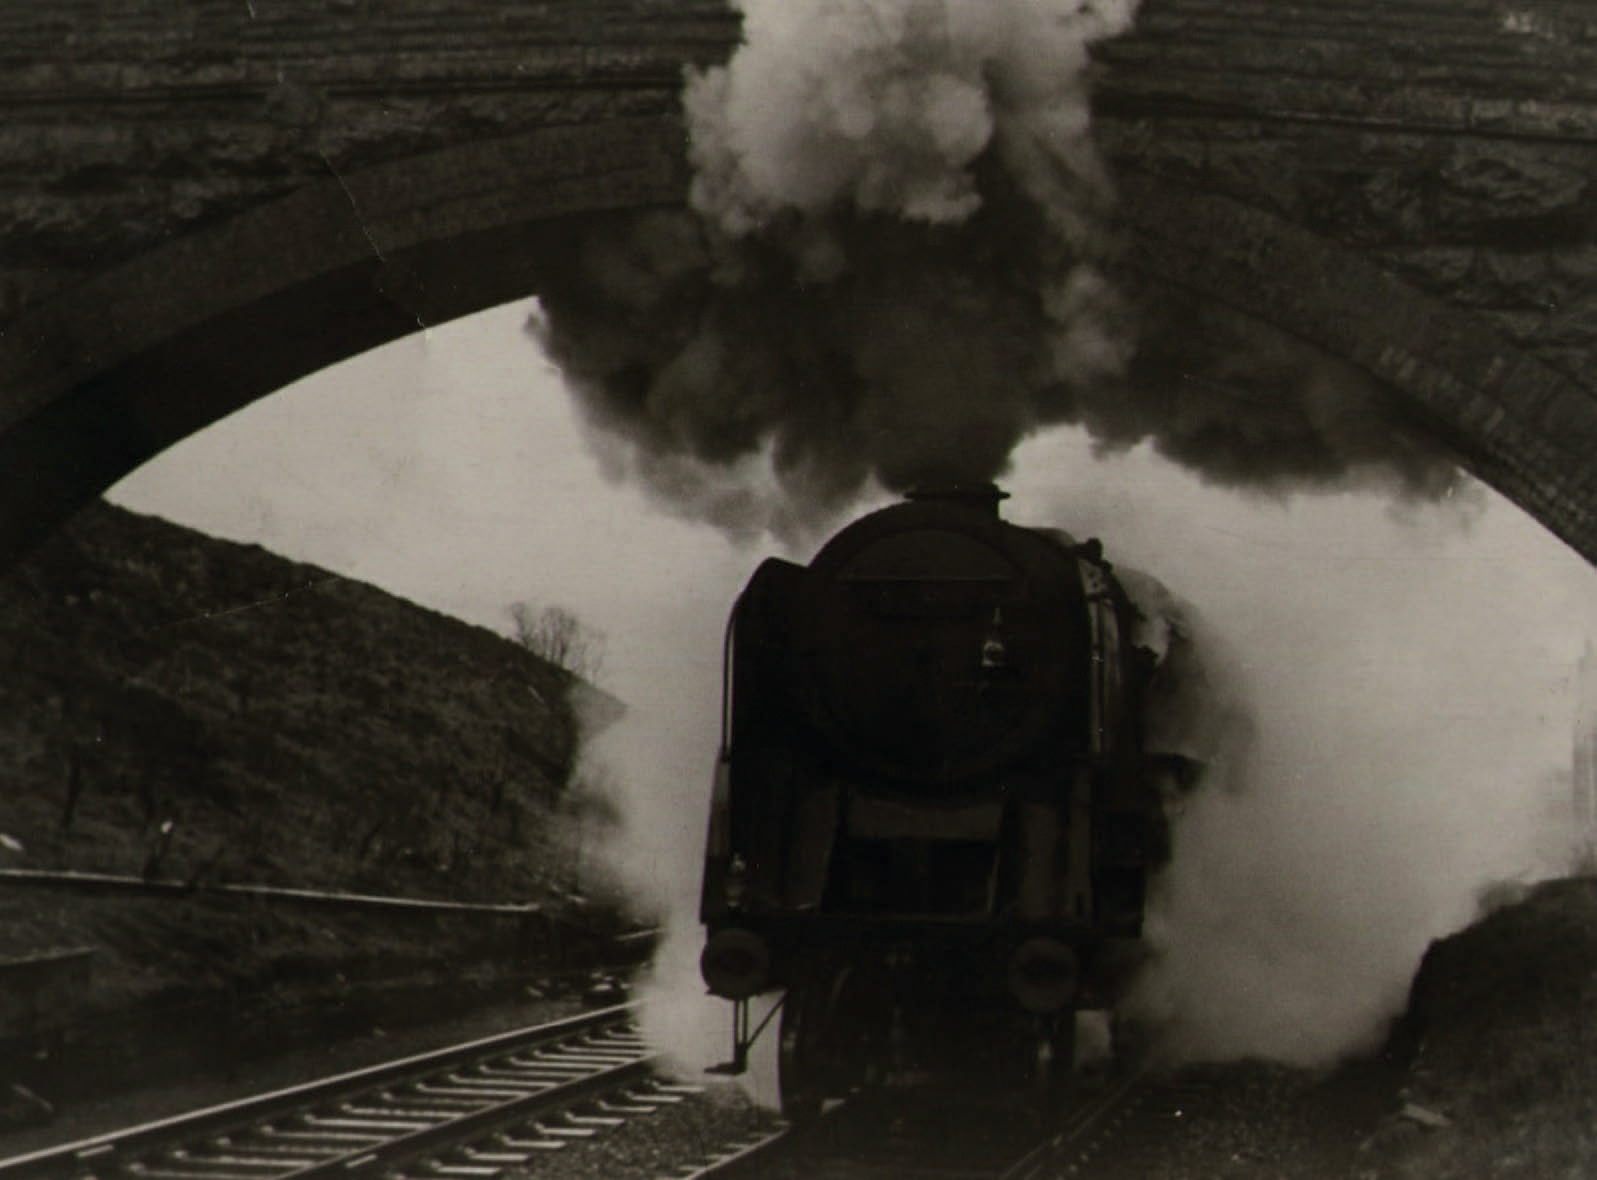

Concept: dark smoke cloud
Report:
left=526, top=0, right=1461, bottom=537
left=1112, top=294, right=1461, bottom=501
left=529, top=211, right=1459, bottom=541
left=528, top=189, right=1118, bottom=539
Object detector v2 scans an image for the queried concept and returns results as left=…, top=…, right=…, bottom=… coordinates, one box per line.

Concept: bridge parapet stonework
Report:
left=1097, top=0, right=1597, bottom=388
left=4, top=0, right=1597, bottom=564
left=0, top=0, right=736, bottom=322
left=1092, top=0, right=1597, bottom=558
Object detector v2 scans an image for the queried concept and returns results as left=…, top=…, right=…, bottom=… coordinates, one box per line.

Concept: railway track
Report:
left=0, top=1005, right=698, bottom=1180
left=668, top=1070, right=1153, bottom=1180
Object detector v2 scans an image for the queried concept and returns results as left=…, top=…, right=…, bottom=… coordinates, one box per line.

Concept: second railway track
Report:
left=0, top=1005, right=699, bottom=1180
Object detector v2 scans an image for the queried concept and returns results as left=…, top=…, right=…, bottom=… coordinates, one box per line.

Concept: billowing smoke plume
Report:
left=526, top=0, right=1534, bottom=1087
left=531, top=0, right=1460, bottom=541
left=531, top=0, right=1130, bottom=540
left=682, top=0, right=1127, bottom=238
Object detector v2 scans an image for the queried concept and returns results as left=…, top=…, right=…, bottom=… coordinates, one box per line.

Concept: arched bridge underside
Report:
left=5, top=0, right=1597, bottom=562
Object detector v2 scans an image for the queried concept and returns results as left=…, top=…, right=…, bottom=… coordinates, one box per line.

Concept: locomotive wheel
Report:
left=1032, top=1014, right=1077, bottom=1110
left=778, top=976, right=827, bottom=1122
left=779, top=963, right=869, bottom=1122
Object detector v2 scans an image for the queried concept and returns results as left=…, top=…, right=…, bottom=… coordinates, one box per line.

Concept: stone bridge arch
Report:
left=5, top=0, right=1597, bottom=564
left=0, top=114, right=693, bottom=556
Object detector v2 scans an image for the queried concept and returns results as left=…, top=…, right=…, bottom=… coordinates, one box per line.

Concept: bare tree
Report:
left=508, top=602, right=605, bottom=683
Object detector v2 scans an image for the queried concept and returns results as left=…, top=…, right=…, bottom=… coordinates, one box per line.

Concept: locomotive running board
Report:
left=706, top=995, right=784, bottom=1076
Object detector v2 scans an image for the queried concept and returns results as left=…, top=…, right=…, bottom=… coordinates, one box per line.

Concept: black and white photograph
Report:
left=2, top=1, right=1596, bottom=1176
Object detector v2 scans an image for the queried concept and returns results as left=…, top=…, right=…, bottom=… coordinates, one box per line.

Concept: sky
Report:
left=110, top=297, right=1597, bottom=1071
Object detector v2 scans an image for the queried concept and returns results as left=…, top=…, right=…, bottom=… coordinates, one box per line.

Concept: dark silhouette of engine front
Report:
left=699, top=486, right=1183, bottom=1116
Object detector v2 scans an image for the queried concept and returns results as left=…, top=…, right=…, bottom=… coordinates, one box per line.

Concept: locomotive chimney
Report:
left=905, top=483, right=1010, bottom=518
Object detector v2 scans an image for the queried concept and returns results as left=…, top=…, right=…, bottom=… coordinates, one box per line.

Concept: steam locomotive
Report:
left=698, top=486, right=1185, bottom=1117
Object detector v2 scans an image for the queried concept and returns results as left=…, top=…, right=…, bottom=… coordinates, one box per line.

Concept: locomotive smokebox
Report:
left=904, top=482, right=1010, bottom=517
left=786, top=480, right=1086, bottom=793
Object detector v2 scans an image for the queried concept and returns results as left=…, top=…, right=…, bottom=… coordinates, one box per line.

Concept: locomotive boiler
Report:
left=698, top=485, right=1183, bottom=1117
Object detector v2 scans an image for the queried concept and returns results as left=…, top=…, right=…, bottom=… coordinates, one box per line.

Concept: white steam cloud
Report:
left=1007, top=435, right=1591, bottom=1067
left=563, top=538, right=793, bottom=1099
left=685, top=0, right=1133, bottom=238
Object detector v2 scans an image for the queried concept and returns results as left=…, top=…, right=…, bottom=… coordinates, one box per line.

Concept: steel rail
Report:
left=669, top=1125, right=794, bottom=1180
left=673, top=1070, right=1153, bottom=1180
left=0, top=869, right=544, bottom=916
left=0, top=1004, right=655, bottom=1180
left=1000, top=1071, right=1150, bottom=1180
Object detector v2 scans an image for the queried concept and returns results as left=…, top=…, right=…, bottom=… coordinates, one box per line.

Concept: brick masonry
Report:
left=3, top=0, right=1597, bottom=562
left=1091, top=0, right=1597, bottom=559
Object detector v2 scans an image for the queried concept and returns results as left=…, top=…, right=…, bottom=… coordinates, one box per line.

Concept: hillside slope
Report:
left=0, top=500, right=624, bottom=1102
left=1355, top=876, right=1597, bottom=1178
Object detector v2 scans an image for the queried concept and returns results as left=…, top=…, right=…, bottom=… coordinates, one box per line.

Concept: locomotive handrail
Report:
left=720, top=603, right=737, bottom=759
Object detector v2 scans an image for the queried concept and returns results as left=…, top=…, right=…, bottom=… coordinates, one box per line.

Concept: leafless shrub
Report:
left=508, top=603, right=605, bottom=684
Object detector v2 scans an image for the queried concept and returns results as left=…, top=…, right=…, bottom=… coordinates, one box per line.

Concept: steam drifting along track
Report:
left=0, top=1005, right=699, bottom=1180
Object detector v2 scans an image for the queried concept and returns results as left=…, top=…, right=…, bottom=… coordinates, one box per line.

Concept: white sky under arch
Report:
left=110, top=296, right=1597, bottom=1067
